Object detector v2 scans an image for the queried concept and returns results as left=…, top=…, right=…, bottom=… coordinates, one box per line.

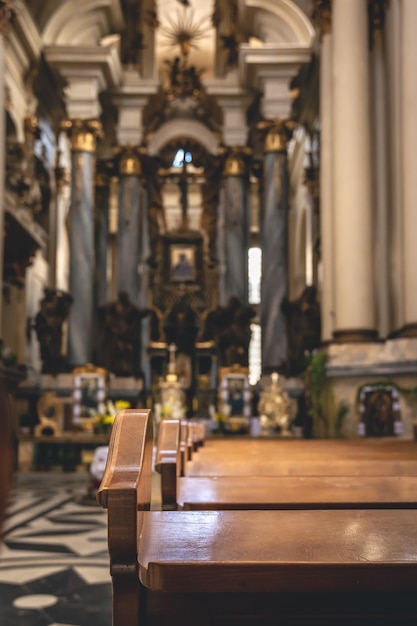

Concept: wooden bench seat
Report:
left=156, top=419, right=417, bottom=510
left=176, top=474, right=417, bottom=509
left=98, top=410, right=417, bottom=625
left=186, top=437, right=417, bottom=475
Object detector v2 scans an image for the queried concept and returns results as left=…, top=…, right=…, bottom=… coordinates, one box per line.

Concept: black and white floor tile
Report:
left=0, top=472, right=112, bottom=626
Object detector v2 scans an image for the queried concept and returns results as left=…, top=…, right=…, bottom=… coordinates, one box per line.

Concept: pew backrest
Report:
left=155, top=419, right=181, bottom=510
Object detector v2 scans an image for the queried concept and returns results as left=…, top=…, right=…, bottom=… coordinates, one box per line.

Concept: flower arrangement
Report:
left=94, top=399, right=131, bottom=434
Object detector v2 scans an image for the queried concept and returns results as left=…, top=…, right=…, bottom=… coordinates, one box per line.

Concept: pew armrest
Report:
left=97, top=409, right=153, bottom=567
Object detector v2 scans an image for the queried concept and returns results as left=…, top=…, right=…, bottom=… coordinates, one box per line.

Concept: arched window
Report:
left=173, top=148, right=192, bottom=168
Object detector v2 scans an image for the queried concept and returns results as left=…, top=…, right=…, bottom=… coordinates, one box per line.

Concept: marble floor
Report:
left=0, top=471, right=113, bottom=626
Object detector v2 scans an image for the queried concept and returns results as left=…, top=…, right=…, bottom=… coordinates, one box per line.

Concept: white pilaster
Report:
left=44, top=45, right=123, bottom=119
left=319, top=31, right=334, bottom=342
left=113, top=71, right=159, bottom=146
left=207, top=77, right=250, bottom=146
left=372, top=27, right=390, bottom=338
left=401, top=0, right=417, bottom=330
left=332, top=0, right=376, bottom=338
left=239, top=45, right=311, bottom=120
left=386, top=0, right=404, bottom=331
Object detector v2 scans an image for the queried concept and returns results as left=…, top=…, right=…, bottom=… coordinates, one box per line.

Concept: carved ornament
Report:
left=60, top=119, right=103, bottom=153
left=258, top=119, right=295, bottom=153
left=223, top=147, right=251, bottom=177
left=310, top=0, right=331, bottom=39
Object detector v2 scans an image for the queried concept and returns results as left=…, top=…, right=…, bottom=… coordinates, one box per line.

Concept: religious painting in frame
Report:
left=161, top=230, right=204, bottom=287
left=218, top=365, right=252, bottom=428
left=72, top=364, right=107, bottom=429
left=170, top=244, right=196, bottom=282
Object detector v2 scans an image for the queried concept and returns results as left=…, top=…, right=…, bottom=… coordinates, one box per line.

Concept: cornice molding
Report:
left=44, top=44, right=123, bottom=91
left=239, top=43, right=312, bottom=88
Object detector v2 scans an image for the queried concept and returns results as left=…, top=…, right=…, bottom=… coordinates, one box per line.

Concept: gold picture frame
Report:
left=73, top=364, right=107, bottom=430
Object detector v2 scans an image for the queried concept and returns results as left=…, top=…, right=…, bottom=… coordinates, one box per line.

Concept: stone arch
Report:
left=243, top=0, right=314, bottom=45
left=147, top=119, right=220, bottom=157
left=42, top=0, right=123, bottom=45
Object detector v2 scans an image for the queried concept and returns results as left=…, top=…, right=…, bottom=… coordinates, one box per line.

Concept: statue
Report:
left=97, top=291, right=150, bottom=377
left=34, top=288, right=73, bottom=374
left=202, top=296, right=256, bottom=368
left=282, top=286, right=321, bottom=376
left=201, top=153, right=226, bottom=266
left=164, top=297, right=200, bottom=356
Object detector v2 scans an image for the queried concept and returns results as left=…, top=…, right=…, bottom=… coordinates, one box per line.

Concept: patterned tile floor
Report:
left=0, top=472, right=113, bottom=626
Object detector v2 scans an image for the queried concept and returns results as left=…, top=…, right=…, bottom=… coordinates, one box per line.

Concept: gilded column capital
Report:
left=0, top=1, right=16, bottom=40
left=60, top=119, right=103, bottom=153
left=113, top=146, right=144, bottom=176
left=311, top=0, right=332, bottom=40
left=258, top=120, right=295, bottom=153
left=223, top=146, right=252, bottom=177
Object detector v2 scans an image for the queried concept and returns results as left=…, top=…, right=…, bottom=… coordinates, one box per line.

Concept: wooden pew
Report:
left=185, top=436, right=417, bottom=476
left=156, top=419, right=417, bottom=510
left=98, top=409, right=417, bottom=626
left=154, top=419, right=181, bottom=510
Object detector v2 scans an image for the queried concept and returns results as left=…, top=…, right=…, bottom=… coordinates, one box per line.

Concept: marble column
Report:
left=62, top=119, right=102, bottom=366
left=399, top=0, right=417, bottom=336
left=370, top=1, right=390, bottom=338
left=332, top=0, right=377, bottom=342
left=139, top=168, right=151, bottom=386
left=115, top=148, right=143, bottom=304
left=221, top=149, right=251, bottom=306
left=260, top=123, right=290, bottom=372
left=94, top=162, right=111, bottom=308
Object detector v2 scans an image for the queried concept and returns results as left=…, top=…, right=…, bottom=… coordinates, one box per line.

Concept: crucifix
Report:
left=178, top=159, right=189, bottom=229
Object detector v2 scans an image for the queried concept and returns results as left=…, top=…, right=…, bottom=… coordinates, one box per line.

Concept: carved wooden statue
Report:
left=282, top=286, right=321, bottom=376
left=202, top=296, right=256, bottom=368
left=97, top=291, right=150, bottom=377
left=34, top=288, right=73, bottom=374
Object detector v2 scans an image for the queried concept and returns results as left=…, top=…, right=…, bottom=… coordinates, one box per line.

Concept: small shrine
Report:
left=155, top=344, right=187, bottom=421
left=258, top=372, right=293, bottom=436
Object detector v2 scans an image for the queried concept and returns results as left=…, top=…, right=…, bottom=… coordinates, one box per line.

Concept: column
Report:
left=260, top=123, right=290, bottom=372
left=386, top=0, right=404, bottom=331
left=332, top=0, right=377, bottom=342
left=62, top=119, right=102, bottom=366
left=400, top=0, right=417, bottom=336
left=115, top=147, right=143, bottom=304
left=221, top=148, right=251, bottom=306
left=313, top=0, right=334, bottom=342
left=370, top=1, right=390, bottom=338
left=94, top=161, right=111, bottom=308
